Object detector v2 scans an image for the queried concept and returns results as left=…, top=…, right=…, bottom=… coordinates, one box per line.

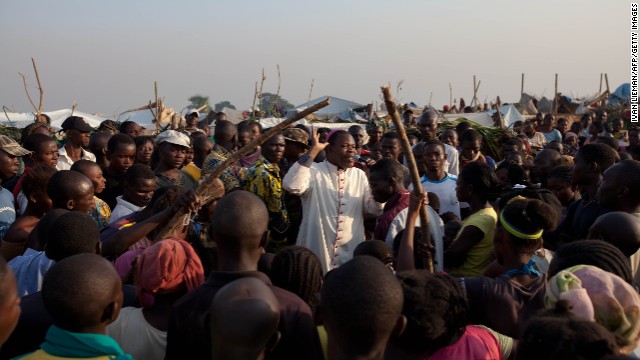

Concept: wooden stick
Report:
left=381, top=85, right=433, bottom=273
left=154, top=81, right=162, bottom=133
left=308, top=79, right=314, bottom=103
left=71, top=99, right=77, bottom=116
left=495, top=98, right=504, bottom=128
left=604, top=73, right=610, bottom=93
left=449, top=83, right=453, bottom=107
left=599, top=73, right=603, bottom=94
left=553, top=74, right=558, bottom=114
left=251, top=82, right=259, bottom=116
left=154, top=98, right=332, bottom=241
left=428, top=92, right=433, bottom=107
left=274, top=64, right=281, bottom=115
left=257, top=68, right=266, bottom=117
left=472, top=75, right=477, bottom=106
left=31, top=58, right=44, bottom=118
left=18, top=72, right=38, bottom=114
left=521, top=73, right=525, bottom=98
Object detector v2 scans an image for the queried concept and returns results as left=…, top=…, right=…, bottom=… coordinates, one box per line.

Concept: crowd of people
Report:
left=0, top=105, right=639, bottom=359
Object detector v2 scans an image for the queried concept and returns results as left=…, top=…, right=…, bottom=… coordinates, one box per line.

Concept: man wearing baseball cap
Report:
left=0, top=135, right=31, bottom=247
left=183, top=109, right=204, bottom=136
left=57, top=116, right=96, bottom=171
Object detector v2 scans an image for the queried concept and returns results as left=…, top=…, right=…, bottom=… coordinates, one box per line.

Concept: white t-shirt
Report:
left=385, top=205, right=444, bottom=272
left=107, top=307, right=167, bottom=360
left=418, top=173, right=461, bottom=219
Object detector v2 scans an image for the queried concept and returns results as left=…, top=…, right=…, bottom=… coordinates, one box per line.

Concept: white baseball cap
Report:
left=154, top=130, right=191, bottom=148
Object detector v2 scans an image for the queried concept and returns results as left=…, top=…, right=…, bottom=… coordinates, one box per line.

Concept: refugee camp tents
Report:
left=443, top=104, right=525, bottom=128
left=1, top=109, right=107, bottom=129
left=295, top=96, right=364, bottom=121
left=608, top=83, right=631, bottom=105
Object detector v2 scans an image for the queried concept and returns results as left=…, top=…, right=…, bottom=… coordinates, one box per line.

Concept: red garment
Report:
left=373, top=190, right=410, bottom=241
left=426, top=325, right=502, bottom=360
left=136, top=238, right=205, bottom=307
left=12, top=166, right=30, bottom=202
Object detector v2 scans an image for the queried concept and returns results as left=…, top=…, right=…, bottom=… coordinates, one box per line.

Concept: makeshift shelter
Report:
left=608, top=83, right=631, bottom=106
left=1, top=109, right=107, bottom=129
left=443, top=104, right=525, bottom=128
left=294, top=96, right=364, bottom=121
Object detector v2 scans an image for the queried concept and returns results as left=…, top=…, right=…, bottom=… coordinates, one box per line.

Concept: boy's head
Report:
left=380, top=132, right=402, bottom=160
left=155, top=131, right=190, bottom=170
left=392, top=271, right=467, bottom=356
left=34, top=209, right=69, bottom=250
left=588, top=212, right=640, bottom=257
left=518, top=316, right=618, bottom=360
left=0, top=256, right=20, bottom=346
left=0, top=135, right=31, bottom=179
left=42, top=254, right=122, bottom=333
left=459, top=129, right=482, bottom=160
left=71, top=160, right=106, bottom=195
left=270, top=246, right=323, bottom=306
left=119, top=121, right=143, bottom=138
left=368, top=158, right=406, bottom=203
left=596, top=159, right=640, bottom=212
left=23, top=132, right=58, bottom=168
left=210, top=277, right=280, bottom=360
left=317, top=256, right=405, bottom=359
left=22, top=163, right=56, bottom=214
left=571, top=143, right=617, bottom=186
left=47, top=170, right=95, bottom=212
left=123, top=164, right=156, bottom=207
left=44, top=211, right=101, bottom=261
left=353, top=240, right=395, bottom=271
left=533, top=149, right=562, bottom=183
left=106, top=134, right=136, bottom=175
left=210, top=191, right=269, bottom=263
left=421, top=140, right=447, bottom=175
left=88, top=132, right=112, bottom=161
left=439, top=128, right=458, bottom=148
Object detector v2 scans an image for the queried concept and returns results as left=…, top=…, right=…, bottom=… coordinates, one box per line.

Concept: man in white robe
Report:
left=283, top=129, right=383, bottom=272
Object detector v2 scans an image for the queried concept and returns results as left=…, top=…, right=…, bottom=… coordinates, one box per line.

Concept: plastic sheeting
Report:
left=1, top=109, right=108, bottom=129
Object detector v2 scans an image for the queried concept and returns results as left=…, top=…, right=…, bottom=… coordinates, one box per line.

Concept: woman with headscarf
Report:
left=107, top=238, right=205, bottom=360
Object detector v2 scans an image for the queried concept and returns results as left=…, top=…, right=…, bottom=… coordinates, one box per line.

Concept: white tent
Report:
left=1, top=109, right=108, bottom=129
left=294, top=96, right=364, bottom=120
left=443, top=104, right=525, bottom=128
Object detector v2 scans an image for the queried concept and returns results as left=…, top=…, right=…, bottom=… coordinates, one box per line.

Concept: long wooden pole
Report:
left=472, top=75, right=477, bottom=107
left=155, top=98, right=332, bottom=241
left=449, top=83, right=453, bottom=107
left=381, top=85, right=433, bottom=273
left=521, top=73, right=525, bottom=98
left=553, top=74, right=558, bottom=114
left=31, top=58, right=44, bottom=118
left=599, top=73, right=603, bottom=94
left=308, top=79, right=314, bottom=103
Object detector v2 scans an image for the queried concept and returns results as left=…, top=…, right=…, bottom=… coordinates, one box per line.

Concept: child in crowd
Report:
left=134, top=136, right=155, bottom=166
left=317, top=256, right=405, bottom=360
left=107, top=238, right=204, bottom=360
left=108, top=164, right=156, bottom=223
left=210, top=278, right=281, bottom=360
left=101, top=134, right=136, bottom=209
left=1, top=164, right=56, bottom=260
left=70, top=160, right=111, bottom=229
left=16, top=254, right=133, bottom=359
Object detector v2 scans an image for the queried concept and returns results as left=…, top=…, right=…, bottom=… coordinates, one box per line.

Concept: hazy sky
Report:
left=0, top=0, right=630, bottom=116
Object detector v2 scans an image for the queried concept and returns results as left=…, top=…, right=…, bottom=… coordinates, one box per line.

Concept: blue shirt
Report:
left=0, top=187, right=16, bottom=240
left=542, top=129, right=562, bottom=144
left=8, top=248, right=55, bottom=296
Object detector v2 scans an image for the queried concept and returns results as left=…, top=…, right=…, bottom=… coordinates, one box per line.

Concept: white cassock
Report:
left=283, top=160, right=383, bottom=273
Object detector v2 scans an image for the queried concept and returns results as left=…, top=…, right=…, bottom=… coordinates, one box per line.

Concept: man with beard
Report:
left=283, top=129, right=383, bottom=272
